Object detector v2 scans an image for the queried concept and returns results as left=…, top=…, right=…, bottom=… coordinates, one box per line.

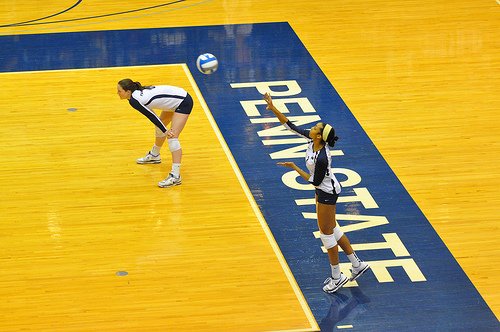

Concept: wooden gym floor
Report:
left=0, top=1, right=498, bottom=331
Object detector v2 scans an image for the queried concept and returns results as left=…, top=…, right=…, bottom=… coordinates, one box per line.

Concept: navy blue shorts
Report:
left=175, top=93, right=193, bottom=114
left=315, top=188, right=339, bottom=205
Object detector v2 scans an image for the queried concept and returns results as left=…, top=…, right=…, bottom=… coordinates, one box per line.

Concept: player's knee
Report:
left=320, top=232, right=337, bottom=250
left=167, top=138, right=181, bottom=152
left=155, top=126, right=166, bottom=138
left=333, top=226, right=344, bottom=242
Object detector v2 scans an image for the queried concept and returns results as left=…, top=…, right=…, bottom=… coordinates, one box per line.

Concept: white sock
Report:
left=171, top=163, right=181, bottom=177
left=347, top=253, right=361, bottom=268
left=331, top=264, right=341, bottom=279
left=151, top=145, right=161, bottom=156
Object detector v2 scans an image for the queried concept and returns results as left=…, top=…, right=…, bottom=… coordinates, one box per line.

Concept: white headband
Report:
left=322, top=124, right=333, bottom=142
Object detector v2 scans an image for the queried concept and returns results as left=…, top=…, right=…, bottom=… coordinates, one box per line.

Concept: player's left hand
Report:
left=166, top=129, right=176, bottom=138
left=277, top=161, right=296, bottom=169
left=263, top=92, right=273, bottom=109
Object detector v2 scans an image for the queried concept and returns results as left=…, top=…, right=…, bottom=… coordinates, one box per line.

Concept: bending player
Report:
left=117, top=78, right=193, bottom=188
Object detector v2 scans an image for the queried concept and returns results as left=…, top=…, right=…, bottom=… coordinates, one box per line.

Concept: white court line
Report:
left=183, top=63, right=320, bottom=332
left=0, top=63, right=181, bottom=75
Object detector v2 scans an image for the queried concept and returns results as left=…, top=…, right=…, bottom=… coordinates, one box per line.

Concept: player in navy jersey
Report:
left=264, top=93, right=369, bottom=293
left=118, top=78, right=194, bottom=188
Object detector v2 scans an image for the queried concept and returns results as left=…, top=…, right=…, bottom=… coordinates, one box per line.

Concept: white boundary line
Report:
left=337, top=325, right=354, bottom=329
left=0, top=63, right=180, bottom=75
left=182, top=63, right=319, bottom=332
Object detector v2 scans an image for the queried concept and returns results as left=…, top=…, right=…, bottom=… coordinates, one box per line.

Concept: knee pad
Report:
left=167, top=138, right=181, bottom=152
left=155, top=126, right=166, bottom=138
left=333, top=226, right=344, bottom=241
left=320, top=232, right=338, bottom=250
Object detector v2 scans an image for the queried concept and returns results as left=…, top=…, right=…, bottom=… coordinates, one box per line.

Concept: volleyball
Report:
left=196, top=53, right=218, bottom=74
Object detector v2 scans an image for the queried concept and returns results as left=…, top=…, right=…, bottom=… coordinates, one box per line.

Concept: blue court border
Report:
left=1, top=23, right=497, bottom=331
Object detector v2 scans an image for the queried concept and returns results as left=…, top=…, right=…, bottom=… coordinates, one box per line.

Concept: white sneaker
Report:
left=158, top=173, right=182, bottom=188
left=136, top=151, right=161, bottom=164
left=349, top=261, right=370, bottom=282
left=323, top=272, right=348, bottom=293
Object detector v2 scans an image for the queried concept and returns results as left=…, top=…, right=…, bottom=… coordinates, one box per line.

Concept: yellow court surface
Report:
left=0, top=0, right=499, bottom=330
left=0, top=66, right=316, bottom=331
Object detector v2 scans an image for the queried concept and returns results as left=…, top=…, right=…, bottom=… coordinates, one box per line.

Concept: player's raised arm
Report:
left=263, top=92, right=288, bottom=124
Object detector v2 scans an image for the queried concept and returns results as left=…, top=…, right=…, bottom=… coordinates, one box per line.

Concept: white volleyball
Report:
left=196, top=53, right=218, bottom=74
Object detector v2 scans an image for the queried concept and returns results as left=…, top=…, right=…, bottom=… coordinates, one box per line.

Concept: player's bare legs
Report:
left=156, top=111, right=173, bottom=148
left=136, top=112, right=173, bottom=164
left=158, top=112, right=190, bottom=188
left=167, top=112, right=189, bottom=163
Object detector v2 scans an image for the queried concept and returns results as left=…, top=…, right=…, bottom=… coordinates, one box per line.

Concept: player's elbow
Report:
left=311, top=179, right=322, bottom=187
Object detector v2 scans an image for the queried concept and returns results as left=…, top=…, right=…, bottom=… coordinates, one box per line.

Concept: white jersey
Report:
left=284, top=121, right=341, bottom=195
left=129, top=85, right=188, bottom=133
left=131, top=85, right=187, bottom=111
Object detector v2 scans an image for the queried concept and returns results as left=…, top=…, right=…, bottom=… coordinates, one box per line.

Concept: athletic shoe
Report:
left=158, top=173, right=182, bottom=188
left=349, top=261, right=370, bottom=282
left=136, top=151, right=161, bottom=164
left=323, top=273, right=348, bottom=293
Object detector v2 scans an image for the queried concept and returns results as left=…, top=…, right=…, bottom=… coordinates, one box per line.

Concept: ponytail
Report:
left=327, top=135, right=339, bottom=147
left=322, top=124, right=339, bottom=147
left=118, top=78, right=153, bottom=92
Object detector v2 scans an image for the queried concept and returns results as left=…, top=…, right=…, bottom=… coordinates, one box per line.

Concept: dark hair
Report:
left=321, top=123, right=339, bottom=147
left=118, top=78, right=153, bottom=92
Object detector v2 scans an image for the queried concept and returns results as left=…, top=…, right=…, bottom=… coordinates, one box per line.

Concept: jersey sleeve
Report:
left=283, top=120, right=310, bottom=139
left=129, top=97, right=167, bottom=133
left=310, top=148, right=328, bottom=186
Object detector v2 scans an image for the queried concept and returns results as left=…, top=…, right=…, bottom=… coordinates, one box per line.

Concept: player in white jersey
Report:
left=118, top=78, right=194, bottom=188
left=264, top=93, right=369, bottom=293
